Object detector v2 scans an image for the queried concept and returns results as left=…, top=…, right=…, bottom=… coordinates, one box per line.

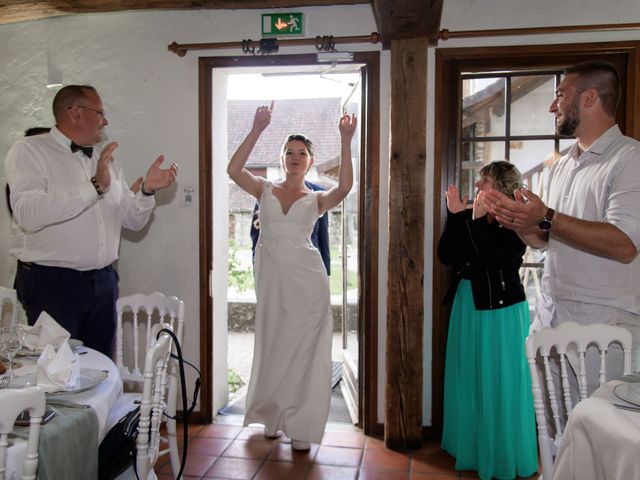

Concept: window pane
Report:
left=344, top=187, right=358, bottom=368
left=460, top=141, right=505, bottom=199
left=509, top=140, right=555, bottom=193
left=560, top=138, right=574, bottom=155
left=510, top=76, right=556, bottom=136
left=462, top=78, right=506, bottom=138
left=461, top=141, right=506, bottom=164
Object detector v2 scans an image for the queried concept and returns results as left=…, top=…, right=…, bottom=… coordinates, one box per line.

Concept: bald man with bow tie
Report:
left=4, top=84, right=178, bottom=356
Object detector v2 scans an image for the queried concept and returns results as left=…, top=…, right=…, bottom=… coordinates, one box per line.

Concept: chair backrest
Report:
left=115, top=292, right=184, bottom=383
left=0, top=287, right=18, bottom=328
left=525, top=321, right=633, bottom=480
left=135, top=329, right=173, bottom=480
left=0, top=387, right=46, bottom=480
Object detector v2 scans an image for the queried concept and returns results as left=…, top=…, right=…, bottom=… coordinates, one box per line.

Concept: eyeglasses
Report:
left=70, top=105, right=106, bottom=118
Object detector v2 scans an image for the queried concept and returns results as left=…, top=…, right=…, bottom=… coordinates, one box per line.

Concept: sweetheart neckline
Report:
left=268, top=186, right=312, bottom=216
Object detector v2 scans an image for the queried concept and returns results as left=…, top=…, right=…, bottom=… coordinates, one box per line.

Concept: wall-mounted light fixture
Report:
left=46, top=50, right=63, bottom=89
left=316, top=52, right=353, bottom=63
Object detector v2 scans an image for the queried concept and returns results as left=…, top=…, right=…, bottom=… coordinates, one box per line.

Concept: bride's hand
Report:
left=338, top=113, right=357, bottom=141
left=252, top=101, right=274, bottom=134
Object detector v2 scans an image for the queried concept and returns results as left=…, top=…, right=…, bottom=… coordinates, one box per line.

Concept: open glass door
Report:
left=339, top=77, right=362, bottom=424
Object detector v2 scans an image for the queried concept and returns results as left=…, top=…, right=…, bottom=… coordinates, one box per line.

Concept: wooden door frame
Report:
left=432, top=40, right=640, bottom=436
left=197, top=51, right=380, bottom=434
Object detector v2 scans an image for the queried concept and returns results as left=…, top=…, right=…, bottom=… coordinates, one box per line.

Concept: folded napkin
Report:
left=22, top=311, right=70, bottom=351
left=36, top=340, right=80, bottom=392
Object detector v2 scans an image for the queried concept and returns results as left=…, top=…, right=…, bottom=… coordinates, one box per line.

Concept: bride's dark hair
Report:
left=281, top=134, right=314, bottom=156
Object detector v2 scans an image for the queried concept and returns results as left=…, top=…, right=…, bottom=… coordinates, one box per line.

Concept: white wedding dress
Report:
left=243, top=181, right=332, bottom=444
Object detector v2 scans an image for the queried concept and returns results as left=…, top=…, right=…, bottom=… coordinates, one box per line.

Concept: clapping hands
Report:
left=93, top=141, right=177, bottom=195
left=444, top=185, right=468, bottom=214
left=472, top=190, right=488, bottom=220
left=94, top=141, right=119, bottom=190
left=143, top=156, right=178, bottom=192
left=445, top=184, right=489, bottom=219
left=479, top=187, right=544, bottom=229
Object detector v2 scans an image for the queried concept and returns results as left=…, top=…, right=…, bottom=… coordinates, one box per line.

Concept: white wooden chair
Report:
left=525, top=322, right=633, bottom=480
left=0, top=287, right=18, bottom=328
left=115, top=292, right=184, bottom=381
left=108, top=326, right=173, bottom=480
left=114, top=293, right=184, bottom=478
left=136, top=330, right=173, bottom=480
left=0, top=387, right=46, bottom=480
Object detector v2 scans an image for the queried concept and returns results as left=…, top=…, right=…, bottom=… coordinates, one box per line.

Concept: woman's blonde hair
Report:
left=479, top=161, right=522, bottom=199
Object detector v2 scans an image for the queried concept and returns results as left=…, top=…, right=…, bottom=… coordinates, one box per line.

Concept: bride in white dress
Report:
left=227, top=101, right=356, bottom=450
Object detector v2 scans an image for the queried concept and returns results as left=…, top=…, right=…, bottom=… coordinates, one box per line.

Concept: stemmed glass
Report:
left=0, top=326, right=25, bottom=380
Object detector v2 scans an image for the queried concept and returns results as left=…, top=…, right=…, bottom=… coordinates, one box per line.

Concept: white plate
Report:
left=8, top=367, right=108, bottom=395
left=613, top=383, right=640, bottom=407
left=16, top=338, right=84, bottom=356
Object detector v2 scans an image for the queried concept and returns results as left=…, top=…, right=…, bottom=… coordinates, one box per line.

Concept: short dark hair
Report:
left=52, top=85, right=97, bottom=121
left=281, top=134, right=314, bottom=157
left=479, top=161, right=522, bottom=199
left=564, top=61, right=620, bottom=117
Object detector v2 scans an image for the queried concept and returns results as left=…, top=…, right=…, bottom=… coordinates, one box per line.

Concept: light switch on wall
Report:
left=180, top=184, right=195, bottom=207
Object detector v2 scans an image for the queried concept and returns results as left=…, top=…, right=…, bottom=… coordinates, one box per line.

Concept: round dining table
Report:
left=552, top=375, right=640, bottom=480
left=5, top=347, right=123, bottom=479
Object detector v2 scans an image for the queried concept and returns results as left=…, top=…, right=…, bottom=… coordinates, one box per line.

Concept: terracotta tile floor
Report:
left=154, top=419, right=540, bottom=480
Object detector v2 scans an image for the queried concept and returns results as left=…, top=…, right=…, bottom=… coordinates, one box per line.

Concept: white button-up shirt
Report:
left=538, top=125, right=640, bottom=325
left=5, top=126, right=155, bottom=271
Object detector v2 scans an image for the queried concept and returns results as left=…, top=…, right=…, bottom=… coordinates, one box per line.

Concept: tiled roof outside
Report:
left=228, top=98, right=343, bottom=168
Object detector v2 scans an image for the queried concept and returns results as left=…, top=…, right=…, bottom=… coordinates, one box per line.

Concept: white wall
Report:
left=2, top=0, right=639, bottom=426
left=441, top=0, right=640, bottom=32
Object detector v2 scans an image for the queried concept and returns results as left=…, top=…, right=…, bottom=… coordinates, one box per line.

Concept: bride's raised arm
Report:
left=227, top=101, right=274, bottom=200
left=317, top=113, right=357, bottom=214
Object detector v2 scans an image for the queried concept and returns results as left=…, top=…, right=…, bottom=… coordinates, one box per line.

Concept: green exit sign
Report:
left=262, top=12, right=304, bottom=36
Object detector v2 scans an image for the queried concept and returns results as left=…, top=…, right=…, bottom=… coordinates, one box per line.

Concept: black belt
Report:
left=18, top=260, right=112, bottom=276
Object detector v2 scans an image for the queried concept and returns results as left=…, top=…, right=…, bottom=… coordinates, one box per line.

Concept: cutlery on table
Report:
left=0, top=375, right=10, bottom=389
left=613, top=402, right=640, bottom=413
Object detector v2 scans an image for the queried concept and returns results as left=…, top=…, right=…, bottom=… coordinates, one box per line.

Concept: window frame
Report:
left=459, top=71, right=563, bottom=197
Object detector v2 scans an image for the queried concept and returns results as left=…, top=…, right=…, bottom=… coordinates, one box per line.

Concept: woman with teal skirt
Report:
left=439, top=161, right=538, bottom=480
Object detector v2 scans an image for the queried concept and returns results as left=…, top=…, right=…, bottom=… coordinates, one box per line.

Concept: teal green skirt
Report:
left=441, top=280, right=538, bottom=480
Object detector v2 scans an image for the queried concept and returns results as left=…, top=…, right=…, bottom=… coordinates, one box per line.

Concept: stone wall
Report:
left=228, top=301, right=357, bottom=333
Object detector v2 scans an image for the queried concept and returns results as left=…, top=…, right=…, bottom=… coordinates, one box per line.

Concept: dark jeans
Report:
left=14, top=260, right=119, bottom=357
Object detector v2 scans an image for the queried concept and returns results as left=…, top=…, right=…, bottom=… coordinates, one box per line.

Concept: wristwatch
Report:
left=140, top=181, right=155, bottom=196
left=538, top=208, right=555, bottom=231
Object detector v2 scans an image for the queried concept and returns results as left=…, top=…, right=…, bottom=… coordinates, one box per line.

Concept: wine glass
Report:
left=0, top=326, right=24, bottom=380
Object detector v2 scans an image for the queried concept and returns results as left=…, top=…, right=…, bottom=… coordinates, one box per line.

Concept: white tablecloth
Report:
left=553, top=378, right=640, bottom=480
left=6, top=348, right=123, bottom=479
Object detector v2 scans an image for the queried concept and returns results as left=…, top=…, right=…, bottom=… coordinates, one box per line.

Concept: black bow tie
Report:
left=70, top=142, right=93, bottom=158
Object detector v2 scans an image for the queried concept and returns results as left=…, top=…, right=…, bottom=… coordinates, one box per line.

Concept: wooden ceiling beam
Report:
left=0, top=0, right=369, bottom=25
left=371, top=0, right=443, bottom=47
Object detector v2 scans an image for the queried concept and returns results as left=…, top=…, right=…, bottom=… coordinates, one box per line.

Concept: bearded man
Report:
left=481, top=61, right=640, bottom=396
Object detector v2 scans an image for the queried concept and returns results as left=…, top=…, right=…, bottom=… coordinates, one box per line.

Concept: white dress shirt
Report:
left=5, top=126, right=155, bottom=270
left=537, top=125, right=640, bottom=326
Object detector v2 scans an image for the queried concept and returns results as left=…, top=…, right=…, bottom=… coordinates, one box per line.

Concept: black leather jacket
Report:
left=438, top=209, right=526, bottom=310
